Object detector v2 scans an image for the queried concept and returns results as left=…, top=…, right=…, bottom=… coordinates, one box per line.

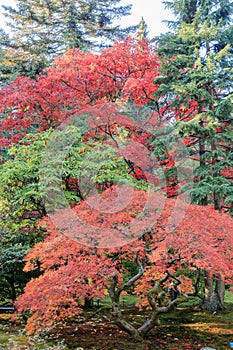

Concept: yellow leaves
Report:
left=179, top=275, right=193, bottom=294
left=2, top=60, right=15, bottom=67
left=195, top=57, right=202, bottom=70
left=8, top=148, right=16, bottom=156
left=0, top=313, right=11, bottom=321
left=186, top=113, right=203, bottom=125
left=115, top=127, right=129, bottom=143
left=178, top=23, right=197, bottom=42
left=206, top=56, right=216, bottom=72
left=214, top=44, right=231, bottom=62
left=0, top=200, right=5, bottom=210
left=24, top=105, right=30, bottom=112
left=199, top=21, right=218, bottom=41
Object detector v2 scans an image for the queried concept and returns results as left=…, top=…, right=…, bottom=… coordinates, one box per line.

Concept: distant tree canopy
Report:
left=0, top=0, right=135, bottom=80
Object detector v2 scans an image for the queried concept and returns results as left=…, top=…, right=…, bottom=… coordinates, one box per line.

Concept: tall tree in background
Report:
left=155, top=0, right=233, bottom=211
left=137, top=17, right=148, bottom=41
left=154, top=0, right=233, bottom=311
left=0, top=0, right=134, bottom=79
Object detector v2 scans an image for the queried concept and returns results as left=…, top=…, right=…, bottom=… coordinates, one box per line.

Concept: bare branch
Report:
left=116, top=257, right=144, bottom=295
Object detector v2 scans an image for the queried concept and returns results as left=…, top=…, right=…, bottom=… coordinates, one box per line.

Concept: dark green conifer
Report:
left=154, top=0, right=233, bottom=211
left=0, top=0, right=135, bottom=79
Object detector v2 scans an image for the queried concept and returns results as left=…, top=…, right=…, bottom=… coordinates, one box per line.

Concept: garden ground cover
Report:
left=0, top=291, right=232, bottom=350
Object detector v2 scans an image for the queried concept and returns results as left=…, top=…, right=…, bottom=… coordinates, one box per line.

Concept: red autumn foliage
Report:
left=14, top=187, right=233, bottom=334
left=221, top=168, right=233, bottom=179
left=1, top=35, right=231, bottom=337
left=0, top=38, right=159, bottom=147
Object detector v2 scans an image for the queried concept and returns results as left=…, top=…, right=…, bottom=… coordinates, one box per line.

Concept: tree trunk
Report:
left=202, top=273, right=225, bottom=312
left=111, top=300, right=141, bottom=339
left=199, top=130, right=208, bottom=206
left=211, top=139, right=222, bottom=211
left=108, top=271, right=179, bottom=339
left=84, top=297, right=93, bottom=309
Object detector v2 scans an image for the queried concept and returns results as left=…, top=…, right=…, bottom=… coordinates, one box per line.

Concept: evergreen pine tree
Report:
left=154, top=0, right=233, bottom=212
left=137, top=17, right=148, bottom=41
left=0, top=0, right=135, bottom=79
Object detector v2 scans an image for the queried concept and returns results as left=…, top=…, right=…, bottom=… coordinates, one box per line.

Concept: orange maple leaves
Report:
left=14, top=186, right=233, bottom=333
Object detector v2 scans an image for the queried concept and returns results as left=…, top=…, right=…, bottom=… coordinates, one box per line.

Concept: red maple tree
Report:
left=14, top=187, right=233, bottom=338
left=1, top=36, right=231, bottom=339
left=0, top=38, right=159, bottom=148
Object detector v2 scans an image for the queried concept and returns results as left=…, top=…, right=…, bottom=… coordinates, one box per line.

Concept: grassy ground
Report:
left=0, top=291, right=232, bottom=349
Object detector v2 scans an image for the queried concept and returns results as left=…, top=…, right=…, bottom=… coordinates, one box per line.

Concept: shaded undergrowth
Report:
left=0, top=292, right=232, bottom=349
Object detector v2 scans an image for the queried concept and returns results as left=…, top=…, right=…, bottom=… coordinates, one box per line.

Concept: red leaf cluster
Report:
left=14, top=188, right=233, bottom=333
left=0, top=38, right=159, bottom=147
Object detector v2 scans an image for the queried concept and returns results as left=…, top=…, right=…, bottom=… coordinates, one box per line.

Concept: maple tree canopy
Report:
left=13, top=187, right=233, bottom=335
left=0, top=38, right=159, bottom=148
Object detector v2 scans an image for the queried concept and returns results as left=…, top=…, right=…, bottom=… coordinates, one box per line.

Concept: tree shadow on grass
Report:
left=48, top=306, right=233, bottom=350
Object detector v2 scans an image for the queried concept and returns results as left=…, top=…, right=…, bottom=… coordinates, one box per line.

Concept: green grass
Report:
left=0, top=333, right=11, bottom=344
left=225, top=290, right=233, bottom=305
left=98, top=293, right=138, bottom=307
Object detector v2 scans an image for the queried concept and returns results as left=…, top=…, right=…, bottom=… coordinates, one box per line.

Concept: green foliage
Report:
left=155, top=0, right=233, bottom=211
left=0, top=124, right=147, bottom=220
left=0, top=0, right=135, bottom=80
left=0, top=122, right=147, bottom=302
left=121, top=259, right=139, bottom=287
left=0, top=220, right=42, bottom=302
left=0, top=245, right=30, bottom=302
